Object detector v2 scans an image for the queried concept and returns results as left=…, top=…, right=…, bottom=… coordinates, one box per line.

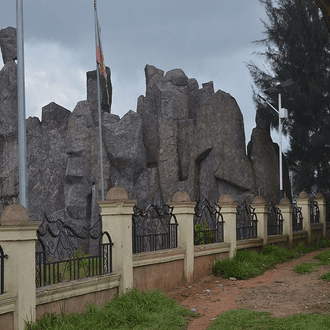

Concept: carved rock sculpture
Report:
left=0, top=27, right=290, bottom=241
left=0, top=27, right=17, bottom=64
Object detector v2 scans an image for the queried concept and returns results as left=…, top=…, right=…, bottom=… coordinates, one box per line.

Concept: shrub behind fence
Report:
left=35, top=213, right=113, bottom=287
left=194, top=199, right=224, bottom=245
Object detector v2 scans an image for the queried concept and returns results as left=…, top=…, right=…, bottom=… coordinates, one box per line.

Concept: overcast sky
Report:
left=1, top=0, right=288, bottom=148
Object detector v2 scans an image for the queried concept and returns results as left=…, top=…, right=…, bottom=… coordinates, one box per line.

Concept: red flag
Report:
left=94, top=1, right=110, bottom=108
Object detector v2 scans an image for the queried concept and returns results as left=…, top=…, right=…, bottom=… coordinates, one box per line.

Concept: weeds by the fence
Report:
left=207, top=309, right=330, bottom=330
left=26, top=288, right=197, bottom=330
left=213, top=241, right=330, bottom=280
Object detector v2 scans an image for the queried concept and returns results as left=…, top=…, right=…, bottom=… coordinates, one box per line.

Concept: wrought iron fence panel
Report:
left=310, top=200, right=320, bottom=224
left=236, top=200, right=258, bottom=240
left=35, top=213, right=113, bottom=288
left=326, top=200, right=330, bottom=223
left=292, top=202, right=303, bottom=232
left=132, top=204, right=178, bottom=253
left=194, top=199, right=224, bottom=245
left=267, top=202, right=284, bottom=236
left=0, top=245, right=8, bottom=295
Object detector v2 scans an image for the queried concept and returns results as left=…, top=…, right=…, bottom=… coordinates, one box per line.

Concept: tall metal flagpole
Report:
left=16, top=0, right=28, bottom=209
left=94, top=0, right=105, bottom=201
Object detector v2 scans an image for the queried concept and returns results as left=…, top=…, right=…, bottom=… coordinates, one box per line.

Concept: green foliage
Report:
left=194, top=219, right=215, bottom=245
left=293, top=247, right=330, bottom=274
left=207, top=309, right=330, bottom=330
left=319, top=271, right=330, bottom=281
left=314, top=248, right=330, bottom=264
left=248, top=0, right=330, bottom=194
left=37, top=246, right=102, bottom=285
left=294, top=262, right=319, bottom=274
left=26, top=288, right=197, bottom=330
left=213, top=243, right=326, bottom=279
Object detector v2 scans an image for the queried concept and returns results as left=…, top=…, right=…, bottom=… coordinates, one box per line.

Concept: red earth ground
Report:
left=163, top=248, right=330, bottom=330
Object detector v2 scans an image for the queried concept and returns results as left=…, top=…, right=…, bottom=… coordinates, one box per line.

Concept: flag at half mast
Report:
left=94, top=0, right=110, bottom=109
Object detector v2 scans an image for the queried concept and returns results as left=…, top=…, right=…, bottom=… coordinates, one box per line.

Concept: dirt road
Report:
left=164, top=249, right=330, bottom=329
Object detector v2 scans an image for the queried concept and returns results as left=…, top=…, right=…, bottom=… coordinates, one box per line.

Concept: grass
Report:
left=213, top=242, right=321, bottom=279
left=293, top=247, right=330, bottom=275
left=25, top=288, right=197, bottom=330
left=319, top=271, right=330, bottom=281
left=207, top=309, right=330, bottom=330
left=294, top=262, right=319, bottom=274
left=30, top=240, right=330, bottom=329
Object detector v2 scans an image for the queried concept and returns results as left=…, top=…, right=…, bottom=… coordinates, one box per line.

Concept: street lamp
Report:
left=258, top=79, right=296, bottom=201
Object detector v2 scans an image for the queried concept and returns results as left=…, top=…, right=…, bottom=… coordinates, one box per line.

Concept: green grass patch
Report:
left=213, top=242, right=330, bottom=280
left=319, top=271, right=330, bottom=281
left=213, top=243, right=313, bottom=279
left=294, top=262, right=319, bottom=274
left=26, top=288, right=197, bottom=330
left=207, top=309, right=330, bottom=330
left=314, top=249, right=330, bottom=264
left=293, top=248, right=330, bottom=275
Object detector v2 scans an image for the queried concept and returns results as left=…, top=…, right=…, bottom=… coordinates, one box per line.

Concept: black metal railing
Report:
left=310, top=200, right=320, bottom=224
left=267, top=202, right=284, bottom=236
left=292, top=202, right=303, bottom=232
left=194, top=199, right=224, bottom=245
left=236, top=201, right=258, bottom=240
left=326, top=200, right=330, bottom=223
left=132, top=204, right=178, bottom=253
left=0, top=245, right=8, bottom=294
left=35, top=213, right=113, bottom=288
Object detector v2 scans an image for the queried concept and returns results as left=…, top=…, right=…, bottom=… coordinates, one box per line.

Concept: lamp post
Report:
left=258, top=79, right=296, bottom=201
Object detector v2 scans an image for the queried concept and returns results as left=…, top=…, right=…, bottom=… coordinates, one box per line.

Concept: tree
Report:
left=248, top=0, right=330, bottom=195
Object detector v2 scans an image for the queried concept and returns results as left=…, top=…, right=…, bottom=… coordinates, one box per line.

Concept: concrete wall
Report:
left=0, top=188, right=328, bottom=329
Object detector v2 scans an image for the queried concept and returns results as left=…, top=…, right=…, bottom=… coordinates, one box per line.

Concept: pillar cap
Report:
left=218, top=194, right=234, bottom=205
left=315, top=192, right=324, bottom=199
left=252, top=196, right=266, bottom=205
left=1, top=204, right=29, bottom=225
left=106, top=187, right=128, bottom=201
left=298, top=190, right=308, bottom=199
left=280, top=196, right=291, bottom=205
left=172, top=191, right=191, bottom=202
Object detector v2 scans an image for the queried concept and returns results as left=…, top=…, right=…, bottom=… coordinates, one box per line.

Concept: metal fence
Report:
left=0, top=245, right=8, bottom=294
left=194, top=199, right=224, bottom=245
left=310, top=200, right=320, bottom=224
left=132, top=204, right=178, bottom=253
left=267, top=202, right=284, bottom=236
left=35, top=213, right=113, bottom=288
left=236, top=200, right=258, bottom=240
left=292, top=202, right=303, bottom=232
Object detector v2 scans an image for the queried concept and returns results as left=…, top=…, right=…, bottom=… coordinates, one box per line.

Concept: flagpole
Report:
left=94, top=0, right=105, bottom=201
left=16, top=0, right=28, bottom=210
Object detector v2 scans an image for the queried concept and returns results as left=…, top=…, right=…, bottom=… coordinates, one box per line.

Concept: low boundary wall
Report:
left=0, top=189, right=328, bottom=329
